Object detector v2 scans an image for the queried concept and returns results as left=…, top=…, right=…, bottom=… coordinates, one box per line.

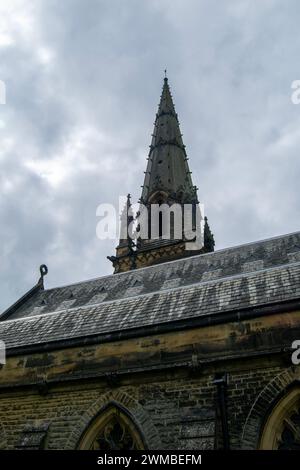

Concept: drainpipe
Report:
left=213, top=373, right=230, bottom=450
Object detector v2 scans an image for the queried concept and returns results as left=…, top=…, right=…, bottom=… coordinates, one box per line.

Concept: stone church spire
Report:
left=141, top=75, right=197, bottom=206
left=109, top=75, right=215, bottom=273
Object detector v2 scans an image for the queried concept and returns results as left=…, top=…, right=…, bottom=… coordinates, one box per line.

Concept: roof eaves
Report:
left=0, top=265, right=48, bottom=321
left=0, top=283, right=42, bottom=321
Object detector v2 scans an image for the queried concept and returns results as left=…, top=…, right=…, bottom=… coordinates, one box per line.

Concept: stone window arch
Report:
left=64, top=390, right=161, bottom=450
left=260, top=386, right=300, bottom=450
left=77, top=403, right=146, bottom=450
left=241, top=368, right=300, bottom=449
left=242, top=368, right=300, bottom=449
left=148, top=190, right=168, bottom=205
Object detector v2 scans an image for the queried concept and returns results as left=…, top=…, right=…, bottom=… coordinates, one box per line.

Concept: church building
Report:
left=0, top=77, right=300, bottom=450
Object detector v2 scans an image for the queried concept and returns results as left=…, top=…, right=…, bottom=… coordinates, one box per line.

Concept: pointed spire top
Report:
left=117, top=194, right=134, bottom=249
left=119, top=194, right=132, bottom=223
left=140, top=77, right=197, bottom=204
left=204, top=216, right=215, bottom=252
left=158, top=73, right=176, bottom=119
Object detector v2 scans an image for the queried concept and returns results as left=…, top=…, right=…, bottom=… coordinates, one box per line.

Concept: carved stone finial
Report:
left=38, top=264, right=48, bottom=288
left=204, top=217, right=215, bottom=252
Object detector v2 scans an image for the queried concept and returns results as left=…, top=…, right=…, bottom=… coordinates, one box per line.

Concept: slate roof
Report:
left=0, top=231, right=300, bottom=351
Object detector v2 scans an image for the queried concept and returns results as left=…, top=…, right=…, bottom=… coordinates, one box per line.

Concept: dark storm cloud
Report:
left=0, top=0, right=299, bottom=311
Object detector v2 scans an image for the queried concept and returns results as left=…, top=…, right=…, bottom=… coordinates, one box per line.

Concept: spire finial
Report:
left=164, top=69, right=167, bottom=80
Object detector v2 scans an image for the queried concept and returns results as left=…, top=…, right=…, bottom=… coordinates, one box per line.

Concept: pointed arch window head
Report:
left=260, top=387, right=300, bottom=450
left=278, top=409, right=300, bottom=450
left=91, top=416, right=136, bottom=450
left=148, top=190, right=168, bottom=205
left=78, top=404, right=145, bottom=450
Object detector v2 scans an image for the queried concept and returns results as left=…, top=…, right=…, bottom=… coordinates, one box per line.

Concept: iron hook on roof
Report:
left=38, top=264, right=48, bottom=288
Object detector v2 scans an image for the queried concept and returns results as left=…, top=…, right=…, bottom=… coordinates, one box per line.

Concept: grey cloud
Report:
left=0, top=0, right=299, bottom=311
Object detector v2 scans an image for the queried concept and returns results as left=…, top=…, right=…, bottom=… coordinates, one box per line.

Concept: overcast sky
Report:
left=0, top=0, right=300, bottom=312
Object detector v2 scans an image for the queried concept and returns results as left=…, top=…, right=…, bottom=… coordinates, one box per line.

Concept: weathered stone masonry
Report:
left=1, top=76, right=300, bottom=450
left=0, top=301, right=300, bottom=449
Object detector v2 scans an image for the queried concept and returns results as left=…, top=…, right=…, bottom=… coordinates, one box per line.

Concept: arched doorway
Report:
left=78, top=403, right=146, bottom=450
left=260, top=387, right=300, bottom=450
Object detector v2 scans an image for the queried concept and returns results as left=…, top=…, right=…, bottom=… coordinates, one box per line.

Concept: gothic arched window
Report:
left=260, top=387, right=300, bottom=449
left=78, top=404, right=145, bottom=450
left=278, top=409, right=300, bottom=450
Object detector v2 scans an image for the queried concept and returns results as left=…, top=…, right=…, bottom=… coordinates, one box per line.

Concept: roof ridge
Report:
left=4, top=259, right=300, bottom=324
left=46, top=230, right=300, bottom=292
